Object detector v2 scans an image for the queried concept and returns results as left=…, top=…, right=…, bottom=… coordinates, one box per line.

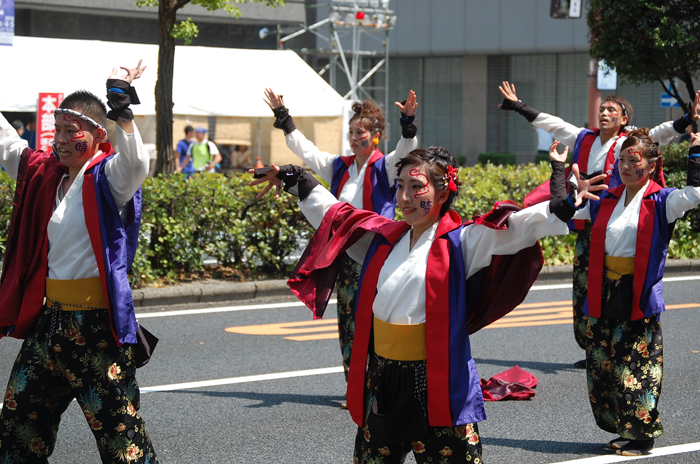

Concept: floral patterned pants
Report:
left=353, top=354, right=482, bottom=463
left=0, top=307, right=158, bottom=463
left=585, top=311, right=664, bottom=441
left=337, top=253, right=362, bottom=382
left=572, top=223, right=592, bottom=351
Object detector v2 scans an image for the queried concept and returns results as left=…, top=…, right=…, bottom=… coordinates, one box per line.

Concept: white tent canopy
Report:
left=0, top=36, right=345, bottom=118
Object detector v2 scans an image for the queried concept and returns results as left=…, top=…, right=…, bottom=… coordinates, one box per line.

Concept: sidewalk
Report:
left=134, top=259, right=700, bottom=308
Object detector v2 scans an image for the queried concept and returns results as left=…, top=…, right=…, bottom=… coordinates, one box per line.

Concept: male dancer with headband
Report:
left=0, top=62, right=158, bottom=463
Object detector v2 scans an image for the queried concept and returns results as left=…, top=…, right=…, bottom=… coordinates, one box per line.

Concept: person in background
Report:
left=11, top=120, right=24, bottom=138
left=181, top=126, right=222, bottom=174
left=175, top=124, right=195, bottom=178
left=21, top=119, right=37, bottom=149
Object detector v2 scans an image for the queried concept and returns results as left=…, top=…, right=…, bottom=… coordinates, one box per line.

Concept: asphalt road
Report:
left=0, top=276, right=699, bottom=463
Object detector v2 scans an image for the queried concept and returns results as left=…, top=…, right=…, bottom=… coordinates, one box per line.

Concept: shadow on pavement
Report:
left=164, top=389, right=346, bottom=409
left=484, top=436, right=606, bottom=455
left=473, top=358, right=584, bottom=375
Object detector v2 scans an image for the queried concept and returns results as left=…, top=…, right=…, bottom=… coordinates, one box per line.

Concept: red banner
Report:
left=36, top=92, right=64, bottom=153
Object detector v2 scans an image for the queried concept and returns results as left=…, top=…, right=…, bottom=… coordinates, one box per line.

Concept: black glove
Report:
left=549, top=160, right=578, bottom=222
left=272, top=106, right=297, bottom=135
left=106, top=79, right=140, bottom=122
left=254, top=165, right=319, bottom=201
left=688, top=145, right=700, bottom=187
left=672, top=113, right=694, bottom=134
left=500, top=98, right=540, bottom=123
left=399, top=111, right=417, bottom=139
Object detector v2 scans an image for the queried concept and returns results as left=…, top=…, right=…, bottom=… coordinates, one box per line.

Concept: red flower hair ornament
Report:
left=443, top=165, right=459, bottom=192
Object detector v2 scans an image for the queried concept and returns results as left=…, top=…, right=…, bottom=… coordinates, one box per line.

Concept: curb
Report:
left=135, top=259, right=700, bottom=308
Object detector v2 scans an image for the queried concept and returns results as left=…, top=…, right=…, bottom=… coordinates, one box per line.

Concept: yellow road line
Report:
left=224, top=302, right=700, bottom=339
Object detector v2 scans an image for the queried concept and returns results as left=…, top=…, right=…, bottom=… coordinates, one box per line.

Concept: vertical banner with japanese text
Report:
left=37, top=93, right=64, bottom=153
left=0, top=0, right=14, bottom=46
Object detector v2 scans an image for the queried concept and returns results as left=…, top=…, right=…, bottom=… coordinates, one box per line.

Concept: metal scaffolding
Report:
left=279, top=1, right=396, bottom=125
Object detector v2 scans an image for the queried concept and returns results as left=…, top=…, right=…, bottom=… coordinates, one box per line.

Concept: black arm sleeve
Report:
left=672, top=114, right=693, bottom=134
left=272, top=106, right=297, bottom=135
left=500, top=98, right=540, bottom=123
left=271, top=164, right=320, bottom=201
left=399, top=113, right=417, bottom=139
left=548, top=160, right=577, bottom=222
left=106, top=79, right=141, bottom=122
left=688, top=146, right=700, bottom=187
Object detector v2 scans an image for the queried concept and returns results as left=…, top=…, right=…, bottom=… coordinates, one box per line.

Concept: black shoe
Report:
left=574, top=359, right=586, bottom=369
left=616, top=439, right=655, bottom=456
left=604, top=437, right=629, bottom=450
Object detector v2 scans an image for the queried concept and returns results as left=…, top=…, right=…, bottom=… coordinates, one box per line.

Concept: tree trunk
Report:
left=155, top=1, right=177, bottom=176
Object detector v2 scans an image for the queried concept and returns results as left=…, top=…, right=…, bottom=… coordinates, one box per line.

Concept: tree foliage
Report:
left=135, top=0, right=284, bottom=175
left=587, top=0, right=700, bottom=113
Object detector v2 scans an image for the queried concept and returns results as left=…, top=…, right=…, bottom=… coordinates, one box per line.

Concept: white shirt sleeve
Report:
left=299, top=184, right=374, bottom=264
left=285, top=130, right=338, bottom=184
left=104, top=123, right=150, bottom=208
left=666, top=186, right=700, bottom=222
left=208, top=141, right=220, bottom=155
left=533, top=113, right=583, bottom=150
left=384, top=136, right=418, bottom=186
left=649, top=120, right=684, bottom=146
left=0, top=113, right=29, bottom=180
left=461, top=201, right=569, bottom=279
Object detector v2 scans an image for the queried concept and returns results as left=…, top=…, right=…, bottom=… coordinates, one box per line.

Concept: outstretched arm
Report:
left=107, top=60, right=146, bottom=134
left=104, top=60, right=150, bottom=206
left=0, top=113, right=28, bottom=179
left=264, top=88, right=336, bottom=181
left=498, top=81, right=540, bottom=123
left=386, top=90, right=419, bottom=181
left=665, top=132, right=700, bottom=222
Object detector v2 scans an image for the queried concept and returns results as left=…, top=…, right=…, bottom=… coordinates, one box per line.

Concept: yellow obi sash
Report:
left=604, top=255, right=635, bottom=281
left=45, top=278, right=108, bottom=311
left=373, top=316, right=427, bottom=361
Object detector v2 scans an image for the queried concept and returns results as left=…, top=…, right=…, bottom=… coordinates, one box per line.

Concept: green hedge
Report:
left=478, top=152, right=517, bottom=166
left=0, top=142, right=698, bottom=286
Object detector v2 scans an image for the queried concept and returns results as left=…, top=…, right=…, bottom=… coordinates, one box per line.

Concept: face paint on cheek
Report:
left=75, top=141, right=88, bottom=155
left=420, top=200, right=432, bottom=214
left=360, top=140, right=370, bottom=149
left=409, top=168, right=430, bottom=199
left=635, top=169, right=645, bottom=179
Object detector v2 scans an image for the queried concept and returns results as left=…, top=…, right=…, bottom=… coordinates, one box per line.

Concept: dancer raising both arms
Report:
left=264, top=88, right=418, bottom=398
left=250, top=145, right=606, bottom=463
left=550, top=130, right=700, bottom=456
left=0, top=62, right=158, bottom=464
left=499, top=80, right=700, bottom=369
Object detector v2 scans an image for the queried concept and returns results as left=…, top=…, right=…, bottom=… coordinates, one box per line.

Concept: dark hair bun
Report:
left=350, top=100, right=386, bottom=136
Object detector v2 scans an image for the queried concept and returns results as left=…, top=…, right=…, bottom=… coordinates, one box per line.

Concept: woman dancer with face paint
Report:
left=264, top=88, right=419, bottom=404
left=552, top=130, right=700, bottom=456
left=250, top=147, right=605, bottom=463
left=499, top=80, right=700, bottom=369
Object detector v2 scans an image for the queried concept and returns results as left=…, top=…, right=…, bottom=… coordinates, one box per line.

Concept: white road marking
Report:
left=140, top=366, right=344, bottom=393
left=549, top=441, right=700, bottom=463
left=528, top=274, right=700, bottom=291
left=136, top=300, right=336, bottom=318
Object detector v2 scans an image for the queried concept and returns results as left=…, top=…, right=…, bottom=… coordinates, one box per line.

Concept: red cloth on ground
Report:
left=480, top=365, right=538, bottom=401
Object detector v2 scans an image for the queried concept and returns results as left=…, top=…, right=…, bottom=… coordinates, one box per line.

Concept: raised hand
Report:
left=549, top=140, right=568, bottom=163
left=571, top=163, right=608, bottom=206
left=264, top=88, right=285, bottom=111
left=395, top=89, right=418, bottom=117
left=497, top=81, right=518, bottom=107
left=109, top=60, right=146, bottom=84
left=249, top=164, right=282, bottom=199
left=690, top=132, right=700, bottom=147
left=690, top=90, right=700, bottom=122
